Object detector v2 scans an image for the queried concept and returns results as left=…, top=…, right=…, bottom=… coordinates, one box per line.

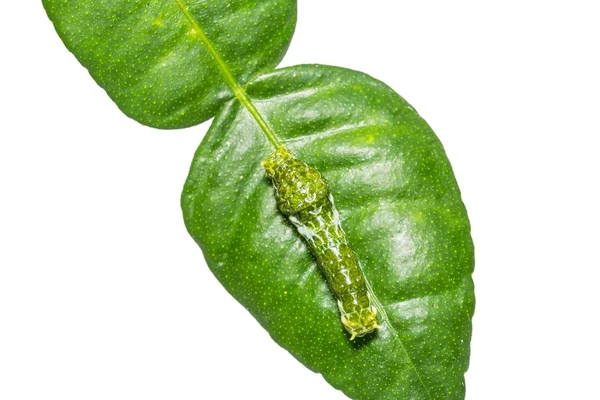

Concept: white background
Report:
left=1, top=1, right=599, bottom=399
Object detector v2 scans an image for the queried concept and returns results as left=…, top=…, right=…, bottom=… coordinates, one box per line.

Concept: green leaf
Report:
left=182, top=64, right=475, bottom=400
left=43, top=0, right=297, bottom=129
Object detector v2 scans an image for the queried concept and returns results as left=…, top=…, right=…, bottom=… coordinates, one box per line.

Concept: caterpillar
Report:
left=263, top=146, right=379, bottom=340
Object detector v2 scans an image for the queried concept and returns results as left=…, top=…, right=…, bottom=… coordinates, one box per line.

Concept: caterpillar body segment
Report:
left=263, top=146, right=379, bottom=340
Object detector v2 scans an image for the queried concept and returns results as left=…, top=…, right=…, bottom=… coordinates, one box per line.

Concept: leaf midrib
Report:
left=173, top=2, right=433, bottom=398
left=173, top=0, right=281, bottom=147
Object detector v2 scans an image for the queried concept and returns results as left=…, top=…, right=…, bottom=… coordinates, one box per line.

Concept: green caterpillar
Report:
left=263, top=147, right=379, bottom=340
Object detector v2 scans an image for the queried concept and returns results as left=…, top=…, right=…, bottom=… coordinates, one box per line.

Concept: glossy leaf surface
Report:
left=182, top=65, right=475, bottom=400
left=43, top=0, right=296, bottom=128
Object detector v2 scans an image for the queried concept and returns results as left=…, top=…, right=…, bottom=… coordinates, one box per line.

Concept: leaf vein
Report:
left=173, top=0, right=281, bottom=147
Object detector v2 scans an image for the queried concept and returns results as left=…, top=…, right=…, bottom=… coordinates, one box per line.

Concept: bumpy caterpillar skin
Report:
left=263, top=146, right=379, bottom=340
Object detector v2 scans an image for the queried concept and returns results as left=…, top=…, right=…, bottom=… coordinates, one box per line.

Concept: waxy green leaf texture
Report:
left=44, top=1, right=474, bottom=398
left=182, top=65, right=474, bottom=399
left=43, top=0, right=296, bottom=128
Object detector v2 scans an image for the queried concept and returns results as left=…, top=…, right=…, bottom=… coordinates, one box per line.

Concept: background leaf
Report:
left=182, top=64, right=475, bottom=400
left=43, top=0, right=297, bottom=128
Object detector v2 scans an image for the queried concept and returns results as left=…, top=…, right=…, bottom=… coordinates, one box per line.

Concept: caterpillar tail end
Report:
left=342, top=306, right=380, bottom=341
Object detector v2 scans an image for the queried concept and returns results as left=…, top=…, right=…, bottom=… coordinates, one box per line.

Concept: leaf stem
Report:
left=174, top=4, right=433, bottom=396
left=174, top=0, right=282, bottom=148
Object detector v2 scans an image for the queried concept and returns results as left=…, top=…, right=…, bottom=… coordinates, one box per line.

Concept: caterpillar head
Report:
left=262, top=146, right=329, bottom=215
